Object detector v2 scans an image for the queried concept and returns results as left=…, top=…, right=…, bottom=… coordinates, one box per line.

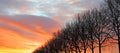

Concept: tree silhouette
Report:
left=33, top=0, right=120, bottom=53
left=107, top=0, right=120, bottom=53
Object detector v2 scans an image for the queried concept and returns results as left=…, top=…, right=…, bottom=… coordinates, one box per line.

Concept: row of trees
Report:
left=33, top=0, right=120, bottom=53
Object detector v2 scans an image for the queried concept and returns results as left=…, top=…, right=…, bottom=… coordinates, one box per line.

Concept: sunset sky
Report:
left=0, top=0, right=118, bottom=53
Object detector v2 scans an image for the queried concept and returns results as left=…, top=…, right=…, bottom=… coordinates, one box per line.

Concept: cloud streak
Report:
left=0, top=15, right=60, bottom=53
left=0, top=0, right=104, bottom=20
left=0, top=0, right=104, bottom=53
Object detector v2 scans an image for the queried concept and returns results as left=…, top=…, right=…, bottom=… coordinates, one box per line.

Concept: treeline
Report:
left=33, top=0, right=120, bottom=53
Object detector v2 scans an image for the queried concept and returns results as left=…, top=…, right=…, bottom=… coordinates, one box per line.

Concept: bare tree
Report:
left=78, top=9, right=110, bottom=53
left=107, top=0, right=120, bottom=53
left=81, top=11, right=98, bottom=53
left=33, top=2, right=116, bottom=53
left=92, top=10, right=110, bottom=53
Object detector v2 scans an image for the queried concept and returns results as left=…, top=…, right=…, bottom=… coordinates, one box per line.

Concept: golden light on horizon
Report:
left=0, top=0, right=119, bottom=53
left=0, top=16, right=56, bottom=53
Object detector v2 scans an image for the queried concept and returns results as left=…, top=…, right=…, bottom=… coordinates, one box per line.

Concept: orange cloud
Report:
left=0, top=15, right=59, bottom=53
left=0, top=16, right=53, bottom=38
left=0, top=27, right=40, bottom=53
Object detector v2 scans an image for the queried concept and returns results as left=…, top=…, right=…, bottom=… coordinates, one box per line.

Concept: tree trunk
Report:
left=118, top=40, right=120, bottom=53
left=117, top=21, right=120, bottom=53
left=76, top=48, right=78, bottom=53
left=118, top=34, right=120, bottom=53
left=83, top=43, right=87, bottom=53
left=99, top=41, right=102, bottom=53
left=91, top=42, right=94, bottom=53
left=84, top=49, right=86, bottom=53
left=65, top=49, right=67, bottom=53
left=83, top=45, right=86, bottom=53
left=78, top=48, right=81, bottom=53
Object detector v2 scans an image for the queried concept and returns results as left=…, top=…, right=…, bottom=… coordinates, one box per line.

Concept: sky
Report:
left=0, top=0, right=118, bottom=53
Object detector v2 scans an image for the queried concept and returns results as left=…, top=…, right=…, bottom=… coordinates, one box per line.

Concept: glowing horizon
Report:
left=0, top=15, right=57, bottom=53
left=0, top=0, right=118, bottom=53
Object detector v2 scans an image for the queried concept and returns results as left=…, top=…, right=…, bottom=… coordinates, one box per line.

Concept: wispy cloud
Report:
left=0, top=15, right=60, bottom=53
left=0, top=0, right=104, bottom=17
left=0, top=0, right=104, bottom=53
